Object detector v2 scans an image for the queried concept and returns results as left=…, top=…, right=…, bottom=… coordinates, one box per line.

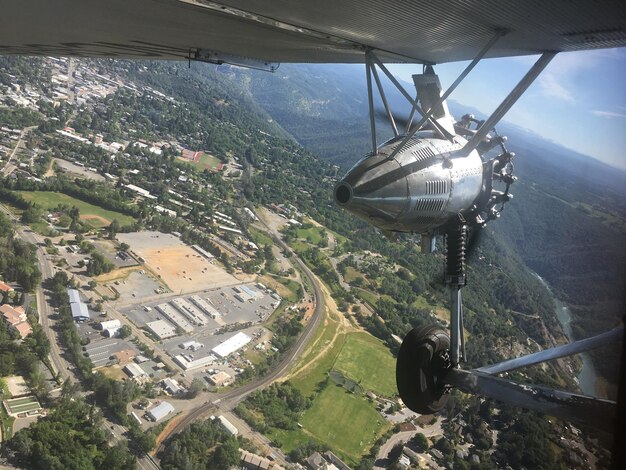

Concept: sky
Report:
left=388, top=48, right=626, bottom=170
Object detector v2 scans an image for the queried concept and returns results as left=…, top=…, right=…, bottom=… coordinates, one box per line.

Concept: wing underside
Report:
left=1, top=0, right=625, bottom=63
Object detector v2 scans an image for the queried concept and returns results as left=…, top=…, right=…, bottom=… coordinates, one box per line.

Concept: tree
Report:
left=88, top=280, right=97, bottom=290
left=119, top=242, right=130, bottom=252
left=187, top=377, right=205, bottom=398
left=410, top=433, right=429, bottom=452
left=20, top=205, right=43, bottom=224
left=118, top=324, right=131, bottom=339
left=108, top=218, right=120, bottom=239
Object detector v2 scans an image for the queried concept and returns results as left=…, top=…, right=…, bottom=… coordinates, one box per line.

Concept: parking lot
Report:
left=76, top=321, right=138, bottom=368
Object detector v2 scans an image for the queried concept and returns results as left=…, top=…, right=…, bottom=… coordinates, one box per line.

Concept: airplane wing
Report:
left=1, top=0, right=625, bottom=64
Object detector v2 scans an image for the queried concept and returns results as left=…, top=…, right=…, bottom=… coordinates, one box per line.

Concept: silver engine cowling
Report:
left=334, top=133, right=484, bottom=234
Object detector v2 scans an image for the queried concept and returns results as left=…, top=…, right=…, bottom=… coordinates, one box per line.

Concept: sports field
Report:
left=333, top=332, right=397, bottom=397
left=301, top=385, right=388, bottom=461
left=4, top=396, right=41, bottom=416
left=17, top=191, right=135, bottom=228
left=177, top=152, right=223, bottom=171
left=279, top=295, right=394, bottom=463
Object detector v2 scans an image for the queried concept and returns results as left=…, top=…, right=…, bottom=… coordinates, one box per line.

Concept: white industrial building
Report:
left=68, top=289, right=90, bottom=322
left=99, top=319, right=121, bottom=330
left=162, top=378, right=183, bottom=395
left=156, top=303, right=193, bottom=333
left=189, top=295, right=220, bottom=318
left=181, top=340, right=204, bottom=351
left=170, top=298, right=207, bottom=326
left=192, top=244, right=214, bottom=260
left=147, top=401, right=174, bottom=422
left=174, top=353, right=215, bottom=371
left=103, top=328, right=120, bottom=337
left=212, top=332, right=252, bottom=358
left=217, top=415, right=238, bottom=436
left=146, top=319, right=177, bottom=339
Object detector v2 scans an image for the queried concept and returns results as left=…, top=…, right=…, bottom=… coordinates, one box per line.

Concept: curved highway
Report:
left=154, top=220, right=325, bottom=456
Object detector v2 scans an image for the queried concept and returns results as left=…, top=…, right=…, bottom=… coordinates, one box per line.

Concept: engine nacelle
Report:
left=334, top=133, right=484, bottom=234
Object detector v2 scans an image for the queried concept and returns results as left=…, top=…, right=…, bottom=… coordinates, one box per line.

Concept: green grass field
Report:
left=333, top=332, right=397, bottom=397
left=343, top=266, right=363, bottom=284
left=285, top=317, right=395, bottom=462
left=274, top=276, right=301, bottom=302
left=249, top=227, right=274, bottom=247
left=300, top=385, right=389, bottom=464
left=296, top=226, right=323, bottom=244
left=17, top=191, right=135, bottom=228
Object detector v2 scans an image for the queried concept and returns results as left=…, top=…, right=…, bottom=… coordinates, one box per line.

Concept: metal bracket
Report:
left=194, top=49, right=280, bottom=72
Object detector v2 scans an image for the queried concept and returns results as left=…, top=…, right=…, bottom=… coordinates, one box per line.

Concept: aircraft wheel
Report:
left=396, top=325, right=451, bottom=414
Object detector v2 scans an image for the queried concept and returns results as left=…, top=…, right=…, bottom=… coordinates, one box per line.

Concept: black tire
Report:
left=396, top=325, right=450, bottom=414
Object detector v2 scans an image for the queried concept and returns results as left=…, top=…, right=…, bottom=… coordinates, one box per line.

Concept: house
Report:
left=240, top=449, right=271, bottom=470
left=124, top=363, right=148, bottom=380
left=323, top=451, right=351, bottom=470
left=112, top=349, right=136, bottom=365
left=162, top=378, right=183, bottom=395
left=206, top=370, right=233, bottom=387
left=0, top=281, right=14, bottom=293
left=305, top=452, right=329, bottom=470
left=0, top=304, right=32, bottom=338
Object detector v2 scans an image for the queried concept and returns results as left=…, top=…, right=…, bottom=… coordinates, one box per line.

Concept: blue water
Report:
left=533, top=273, right=598, bottom=395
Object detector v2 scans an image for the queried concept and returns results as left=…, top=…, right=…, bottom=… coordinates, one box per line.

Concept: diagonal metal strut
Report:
left=444, top=368, right=617, bottom=432
left=476, top=327, right=624, bottom=375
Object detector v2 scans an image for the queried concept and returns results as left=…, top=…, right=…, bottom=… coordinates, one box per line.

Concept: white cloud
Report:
left=538, top=71, right=575, bottom=102
left=591, top=110, right=626, bottom=119
left=531, top=50, right=614, bottom=103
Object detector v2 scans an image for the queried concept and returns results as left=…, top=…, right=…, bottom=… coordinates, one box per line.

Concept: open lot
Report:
left=53, top=158, right=106, bottom=181
left=105, top=269, right=166, bottom=302
left=117, top=231, right=238, bottom=294
left=92, top=240, right=139, bottom=269
left=17, top=190, right=135, bottom=228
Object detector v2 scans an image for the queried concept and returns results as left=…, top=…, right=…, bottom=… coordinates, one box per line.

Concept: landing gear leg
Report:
left=397, top=221, right=468, bottom=412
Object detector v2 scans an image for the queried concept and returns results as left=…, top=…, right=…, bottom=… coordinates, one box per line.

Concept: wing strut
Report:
left=461, top=51, right=557, bottom=156
left=442, top=327, right=623, bottom=432
left=367, top=50, right=454, bottom=141
left=366, top=29, right=506, bottom=161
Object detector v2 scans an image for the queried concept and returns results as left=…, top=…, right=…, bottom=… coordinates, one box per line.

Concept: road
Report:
left=1, top=127, right=35, bottom=176
left=373, top=422, right=444, bottom=470
left=1, top=204, right=160, bottom=470
left=154, top=219, right=325, bottom=465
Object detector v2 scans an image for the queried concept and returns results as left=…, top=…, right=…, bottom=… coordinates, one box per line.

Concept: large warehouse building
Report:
left=211, top=332, right=251, bottom=358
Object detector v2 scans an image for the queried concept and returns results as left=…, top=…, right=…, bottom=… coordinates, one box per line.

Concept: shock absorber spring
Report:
left=445, top=223, right=468, bottom=287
